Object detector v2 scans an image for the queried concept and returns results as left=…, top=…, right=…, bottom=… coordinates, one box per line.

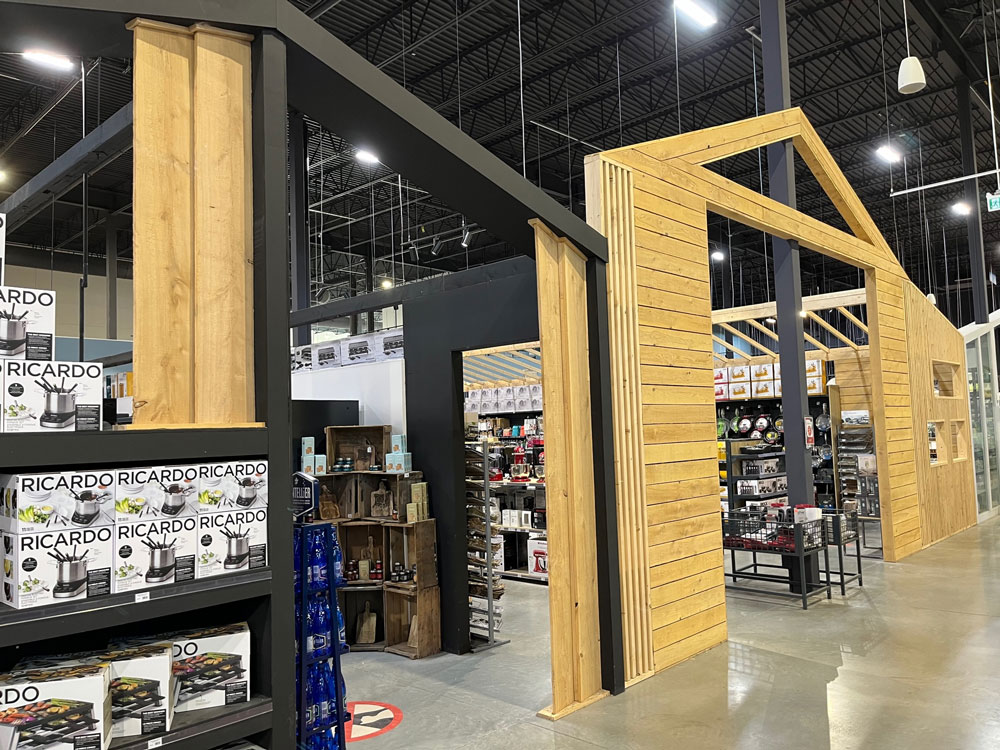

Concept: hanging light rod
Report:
left=889, top=167, right=1000, bottom=197
left=529, top=121, right=602, bottom=151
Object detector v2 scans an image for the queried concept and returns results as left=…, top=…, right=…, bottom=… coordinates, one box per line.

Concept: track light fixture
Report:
left=876, top=144, right=901, bottom=164
left=461, top=227, right=472, bottom=248
left=407, top=242, right=418, bottom=263
left=765, top=317, right=777, bottom=324
left=356, top=149, right=380, bottom=164
left=430, top=237, right=443, bottom=256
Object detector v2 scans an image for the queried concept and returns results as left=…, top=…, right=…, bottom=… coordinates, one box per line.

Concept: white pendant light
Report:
left=897, top=2, right=926, bottom=94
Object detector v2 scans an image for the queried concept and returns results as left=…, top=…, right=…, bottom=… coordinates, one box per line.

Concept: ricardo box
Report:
left=1, top=469, right=115, bottom=533
left=0, top=285, right=56, bottom=361
left=112, top=515, right=198, bottom=594
left=3, top=360, right=103, bottom=432
left=196, top=507, right=268, bottom=579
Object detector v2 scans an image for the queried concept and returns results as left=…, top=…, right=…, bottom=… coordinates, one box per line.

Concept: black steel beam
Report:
left=289, top=110, right=310, bottom=346
left=958, top=80, right=990, bottom=323
left=289, top=255, right=536, bottom=329
left=276, top=2, right=607, bottom=262
left=762, top=0, right=814, bottom=505
left=251, top=30, right=295, bottom=750
left=0, top=101, right=132, bottom=232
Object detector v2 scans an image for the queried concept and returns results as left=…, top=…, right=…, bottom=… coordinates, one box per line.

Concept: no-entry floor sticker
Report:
left=346, top=701, right=403, bottom=742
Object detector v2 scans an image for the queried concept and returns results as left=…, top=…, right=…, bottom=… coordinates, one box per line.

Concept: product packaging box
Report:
left=2, top=524, right=113, bottom=609
left=714, top=384, right=729, bottom=401
left=301, top=437, right=315, bottom=457
left=728, top=382, right=751, bottom=400
left=515, top=397, right=532, bottom=412
left=375, top=329, right=404, bottom=361
left=752, top=380, right=776, bottom=399
left=311, top=340, right=343, bottom=370
left=530, top=397, right=544, bottom=411
left=805, top=359, right=823, bottom=378
left=2, top=469, right=116, bottom=533
left=0, top=285, right=56, bottom=361
left=806, top=376, right=825, bottom=395
left=196, top=507, right=268, bottom=578
left=344, top=334, right=376, bottom=364
left=751, top=363, right=774, bottom=381
left=391, top=434, right=407, bottom=453
left=385, top=452, right=413, bottom=473
left=301, top=455, right=315, bottom=475
left=514, top=385, right=530, bottom=400
left=527, top=537, right=548, bottom=578
left=774, top=362, right=781, bottom=379
left=775, top=379, right=783, bottom=397
left=3, top=360, right=103, bottom=432
left=22, top=644, right=175, bottom=739
left=122, top=623, right=251, bottom=713
left=0, top=663, right=111, bottom=749
left=497, top=386, right=515, bottom=402
left=794, top=506, right=823, bottom=524
left=112, top=515, right=197, bottom=593
left=194, top=460, right=268, bottom=513
left=113, top=467, right=163, bottom=522
left=728, top=364, right=750, bottom=383
left=411, top=482, right=428, bottom=504
left=314, top=454, right=327, bottom=475
left=713, top=367, right=729, bottom=384
left=290, top=345, right=312, bottom=372
left=529, top=383, right=543, bottom=399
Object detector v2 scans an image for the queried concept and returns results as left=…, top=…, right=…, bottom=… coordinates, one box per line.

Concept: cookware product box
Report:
left=2, top=360, right=103, bottom=432
left=17, top=644, right=174, bottom=740
left=195, top=508, right=268, bottom=579
left=115, top=465, right=202, bottom=521
left=2, top=524, right=113, bottom=609
left=194, top=461, right=268, bottom=513
left=119, top=623, right=251, bottom=713
left=1, top=469, right=115, bottom=533
left=112, top=516, right=197, bottom=594
left=0, top=285, right=56, bottom=361
left=0, top=663, right=111, bottom=750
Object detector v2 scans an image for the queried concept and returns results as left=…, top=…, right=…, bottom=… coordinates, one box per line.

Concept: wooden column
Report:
left=192, top=24, right=255, bottom=423
left=531, top=219, right=607, bottom=720
left=130, top=18, right=256, bottom=427
left=130, top=19, right=195, bottom=424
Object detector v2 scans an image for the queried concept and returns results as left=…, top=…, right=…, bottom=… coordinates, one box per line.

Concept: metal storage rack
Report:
left=465, top=441, right=507, bottom=652
left=723, top=440, right=788, bottom=510
left=822, top=510, right=864, bottom=595
left=721, top=510, right=832, bottom=609
left=836, top=423, right=883, bottom=558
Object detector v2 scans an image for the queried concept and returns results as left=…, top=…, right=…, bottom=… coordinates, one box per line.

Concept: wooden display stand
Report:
left=325, top=425, right=391, bottom=471
left=385, top=519, right=438, bottom=590
left=317, top=471, right=424, bottom=521
left=384, top=585, right=441, bottom=659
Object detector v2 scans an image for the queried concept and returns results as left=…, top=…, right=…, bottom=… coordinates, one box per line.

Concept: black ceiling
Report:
left=1, top=0, right=999, bottom=325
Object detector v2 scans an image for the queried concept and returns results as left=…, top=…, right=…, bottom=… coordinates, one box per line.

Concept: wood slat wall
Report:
left=828, top=347, right=873, bottom=412
left=585, top=159, right=655, bottom=684
left=585, top=152, right=727, bottom=676
left=531, top=220, right=607, bottom=720
left=902, top=282, right=978, bottom=546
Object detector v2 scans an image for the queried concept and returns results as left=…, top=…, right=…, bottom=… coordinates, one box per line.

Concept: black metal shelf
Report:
left=113, top=695, right=272, bottom=750
left=0, top=569, right=271, bottom=646
left=733, top=490, right=789, bottom=500
left=732, top=472, right=787, bottom=480
left=731, top=451, right=785, bottom=460
left=0, top=428, right=268, bottom=470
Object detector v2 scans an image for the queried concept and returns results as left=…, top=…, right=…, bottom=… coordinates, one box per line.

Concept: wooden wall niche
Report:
left=130, top=18, right=256, bottom=426
left=583, top=107, right=978, bottom=685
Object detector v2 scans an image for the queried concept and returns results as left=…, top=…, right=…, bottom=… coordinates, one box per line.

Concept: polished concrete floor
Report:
left=343, top=517, right=1000, bottom=749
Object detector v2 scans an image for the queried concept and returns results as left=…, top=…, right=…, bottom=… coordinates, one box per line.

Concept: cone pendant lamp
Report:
left=898, top=1, right=926, bottom=94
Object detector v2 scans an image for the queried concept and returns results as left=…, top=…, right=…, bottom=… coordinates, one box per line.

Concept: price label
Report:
left=147, top=738, right=163, bottom=748
left=404, top=472, right=410, bottom=478
left=135, top=592, right=150, bottom=603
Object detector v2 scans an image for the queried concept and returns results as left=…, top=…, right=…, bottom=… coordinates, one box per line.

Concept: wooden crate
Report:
left=357, top=471, right=424, bottom=521
left=336, top=520, right=386, bottom=582
left=385, top=519, right=437, bottom=589
left=325, top=425, right=391, bottom=471
left=384, top=585, right=441, bottom=659
left=317, top=474, right=357, bottom=520
left=338, top=586, right=386, bottom=652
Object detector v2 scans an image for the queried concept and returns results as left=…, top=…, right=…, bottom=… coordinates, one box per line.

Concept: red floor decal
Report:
left=346, top=701, right=403, bottom=742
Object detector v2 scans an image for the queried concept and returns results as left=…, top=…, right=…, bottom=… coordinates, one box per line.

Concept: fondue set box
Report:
left=0, top=462, right=268, bottom=609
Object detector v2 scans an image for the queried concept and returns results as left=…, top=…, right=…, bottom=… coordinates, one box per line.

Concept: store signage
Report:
left=988, top=192, right=1000, bottom=213
left=0, top=212, right=5, bottom=285
left=346, top=701, right=403, bottom=742
left=804, top=416, right=815, bottom=448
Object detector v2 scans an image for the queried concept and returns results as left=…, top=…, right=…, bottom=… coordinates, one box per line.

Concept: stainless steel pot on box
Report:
left=58, top=559, right=87, bottom=584
left=149, top=547, right=176, bottom=571
left=228, top=536, right=250, bottom=559
left=0, top=318, right=26, bottom=343
left=45, top=391, right=76, bottom=415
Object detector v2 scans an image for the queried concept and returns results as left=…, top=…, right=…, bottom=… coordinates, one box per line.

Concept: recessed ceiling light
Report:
left=952, top=202, right=972, bottom=216
left=710, top=250, right=725, bottom=262
left=356, top=149, right=380, bottom=164
left=675, top=0, right=717, bottom=28
left=381, top=279, right=393, bottom=289
left=875, top=144, right=901, bottom=164
left=765, top=317, right=776, bottom=324
left=22, top=50, right=74, bottom=72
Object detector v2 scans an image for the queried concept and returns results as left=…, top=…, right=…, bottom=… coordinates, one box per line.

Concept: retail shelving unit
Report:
left=465, top=441, right=507, bottom=652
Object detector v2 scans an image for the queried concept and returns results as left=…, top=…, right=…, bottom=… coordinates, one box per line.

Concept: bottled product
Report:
left=315, top=597, right=331, bottom=658
left=294, top=528, right=303, bottom=592
left=335, top=599, right=347, bottom=652
left=332, top=529, right=345, bottom=586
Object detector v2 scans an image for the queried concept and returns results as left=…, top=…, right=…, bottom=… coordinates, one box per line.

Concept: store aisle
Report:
left=343, top=518, right=1000, bottom=749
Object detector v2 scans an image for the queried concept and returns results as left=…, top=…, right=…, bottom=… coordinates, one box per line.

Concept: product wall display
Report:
left=0, top=285, right=55, bottom=360
left=3, top=360, right=103, bottom=431
left=375, top=328, right=404, bottom=361
left=751, top=363, right=773, bottom=381
left=729, top=382, right=751, bottom=400
left=3, top=524, right=113, bottom=608
left=196, top=507, right=268, bottom=578
left=291, top=345, right=313, bottom=372
left=312, top=340, right=343, bottom=369
left=728, top=364, right=750, bottom=383
left=344, top=335, right=376, bottom=365
left=112, top=516, right=198, bottom=593
left=2, top=470, right=115, bottom=532
left=0, top=663, right=111, bottom=750
left=195, top=461, right=268, bottom=513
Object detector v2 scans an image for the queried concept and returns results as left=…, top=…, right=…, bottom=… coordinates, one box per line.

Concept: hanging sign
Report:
left=987, top=192, right=1000, bottom=213
left=0, top=212, right=6, bottom=285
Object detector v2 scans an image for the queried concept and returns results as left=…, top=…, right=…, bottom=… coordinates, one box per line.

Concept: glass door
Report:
left=968, top=339, right=991, bottom=517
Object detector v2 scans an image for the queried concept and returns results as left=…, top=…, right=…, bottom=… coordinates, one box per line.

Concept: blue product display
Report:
left=296, top=521, right=350, bottom=749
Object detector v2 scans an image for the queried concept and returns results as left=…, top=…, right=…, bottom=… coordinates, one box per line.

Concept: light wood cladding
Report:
left=586, top=159, right=655, bottom=684
left=829, top=347, right=873, bottom=412
left=130, top=18, right=255, bottom=427
left=130, top=19, right=195, bottom=424
left=903, top=282, right=977, bottom=545
left=532, top=220, right=606, bottom=719
left=192, top=25, right=255, bottom=423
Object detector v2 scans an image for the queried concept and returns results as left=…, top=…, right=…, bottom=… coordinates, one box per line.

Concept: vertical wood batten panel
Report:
left=586, top=155, right=655, bottom=685
left=533, top=220, right=606, bottom=720
left=192, top=26, right=255, bottom=423
left=130, top=20, right=195, bottom=424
